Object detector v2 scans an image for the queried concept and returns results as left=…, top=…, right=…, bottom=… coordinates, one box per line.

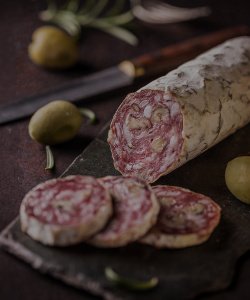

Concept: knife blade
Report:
left=0, top=25, right=249, bottom=125
left=0, top=67, right=132, bottom=125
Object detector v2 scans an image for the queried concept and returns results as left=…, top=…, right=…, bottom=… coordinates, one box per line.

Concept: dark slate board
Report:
left=1, top=122, right=250, bottom=300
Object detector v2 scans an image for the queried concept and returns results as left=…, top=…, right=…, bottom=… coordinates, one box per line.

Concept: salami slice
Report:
left=140, top=185, right=221, bottom=248
left=88, top=176, right=159, bottom=247
left=108, top=37, right=250, bottom=183
left=20, top=175, right=112, bottom=246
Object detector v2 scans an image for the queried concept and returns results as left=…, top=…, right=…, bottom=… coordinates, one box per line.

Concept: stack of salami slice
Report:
left=20, top=175, right=221, bottom=248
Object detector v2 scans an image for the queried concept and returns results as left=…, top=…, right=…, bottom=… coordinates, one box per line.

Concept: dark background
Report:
left=1, top=0, right=250, bottom=299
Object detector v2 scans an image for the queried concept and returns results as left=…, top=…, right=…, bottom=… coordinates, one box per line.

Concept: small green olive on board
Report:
left=225, top=156, right=250, bottom=204
left=29, top=100, right=83, bottom=145
left=28, top=26, right=78, bottom=69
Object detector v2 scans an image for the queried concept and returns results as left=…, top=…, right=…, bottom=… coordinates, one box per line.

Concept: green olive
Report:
left=29, top=100, right=83, bottom=145
left=225, top=156, right=250, bottom=204
left=28, top=26, right=78, bottom=69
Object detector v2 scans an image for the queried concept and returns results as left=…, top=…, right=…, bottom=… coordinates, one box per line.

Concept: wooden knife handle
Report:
left=119, top=25, right=250, bottom=78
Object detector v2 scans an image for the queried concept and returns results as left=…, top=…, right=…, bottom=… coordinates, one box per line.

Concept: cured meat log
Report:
left=140, top=185, right=221, bottom=248
left=108, top=37, right=250, bottom=183
left=20, top=175, right=112, bottom=246
left=89, top=176, right=159, bottom=247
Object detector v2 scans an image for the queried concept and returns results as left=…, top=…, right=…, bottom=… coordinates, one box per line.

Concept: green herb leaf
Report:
left=51, top=11, right=82, bottom=37
left=105, top=267, right=159, bottom=290
left=101, top=11, right=134, bottom=26
left=79, top=108, right=96, bottom=124
left=45, top=145, right=55, bottom=170
left=40, top=0, right=137, bottom=45
left=85, top=0, right=109, bottom=19
left=92, top=21, right=138, bottom=46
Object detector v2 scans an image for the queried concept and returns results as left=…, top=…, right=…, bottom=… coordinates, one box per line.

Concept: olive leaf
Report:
left=40, top=0, right=138, bottom=46
left=45, top=145, right=55, bottom=170
left=105, top=267, right=159, bottom=290
left=79, top=108, right=96, bottom=124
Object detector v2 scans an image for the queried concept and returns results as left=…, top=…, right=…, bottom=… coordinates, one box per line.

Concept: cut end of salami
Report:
left=88, top=176, right=159, bottom=248
left=140, top=185, right=221, bottom=248
left=108, top=89, right=183, bottom=183
left=20, top=175, right=112, bottom=246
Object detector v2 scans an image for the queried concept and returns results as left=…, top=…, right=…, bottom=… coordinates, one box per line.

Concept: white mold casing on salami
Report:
left=20, top=175, right=112, bottom=246
left=140, top=185, right=221, bottom=248
left=108, top=37, right=250, bottom=183
left=88, top=176, right=159, bottom=247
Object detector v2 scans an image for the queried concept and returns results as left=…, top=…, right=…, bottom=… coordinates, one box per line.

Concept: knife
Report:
left=0, top=25, right=249, bottom=125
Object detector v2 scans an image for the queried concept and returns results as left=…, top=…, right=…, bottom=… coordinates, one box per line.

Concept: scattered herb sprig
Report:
left=105, top=267, right=159, bottom=290
left=40, top=0, right=138, bottom=45
left=79, top=107, right=96, bottom=124
left=45, top=145, right=55, bottom=170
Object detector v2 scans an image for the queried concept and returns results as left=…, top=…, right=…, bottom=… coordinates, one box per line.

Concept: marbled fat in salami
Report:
left=108, top=37, right=250, bottom=183
left=20, top=175, right=112, bottom=246
left=108, top=89, right=183, bottom=183
left=140, top=185, right=221, bottom=248
left=89, top=176, right=159, bottom=247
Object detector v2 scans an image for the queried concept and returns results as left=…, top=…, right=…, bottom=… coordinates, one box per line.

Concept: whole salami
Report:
left=108, top=37, right=250, bottom=183
left=20, top=175, right=112, bottom=246
left=140, top=185, right=221, bottom=248
left=88, top=176, right=159, bottom=247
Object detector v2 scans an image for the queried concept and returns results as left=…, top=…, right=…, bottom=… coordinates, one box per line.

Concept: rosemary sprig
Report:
left=40, top=0, right=138, bottom=46
left=79, top=108, right=96, bottom=124
left=105, top=267, right=159, bottom=290
left=45, top=145, right=55, bottom=170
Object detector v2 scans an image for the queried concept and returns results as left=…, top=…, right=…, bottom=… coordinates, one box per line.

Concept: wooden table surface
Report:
left=1, top=0, right=250, bottom=299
